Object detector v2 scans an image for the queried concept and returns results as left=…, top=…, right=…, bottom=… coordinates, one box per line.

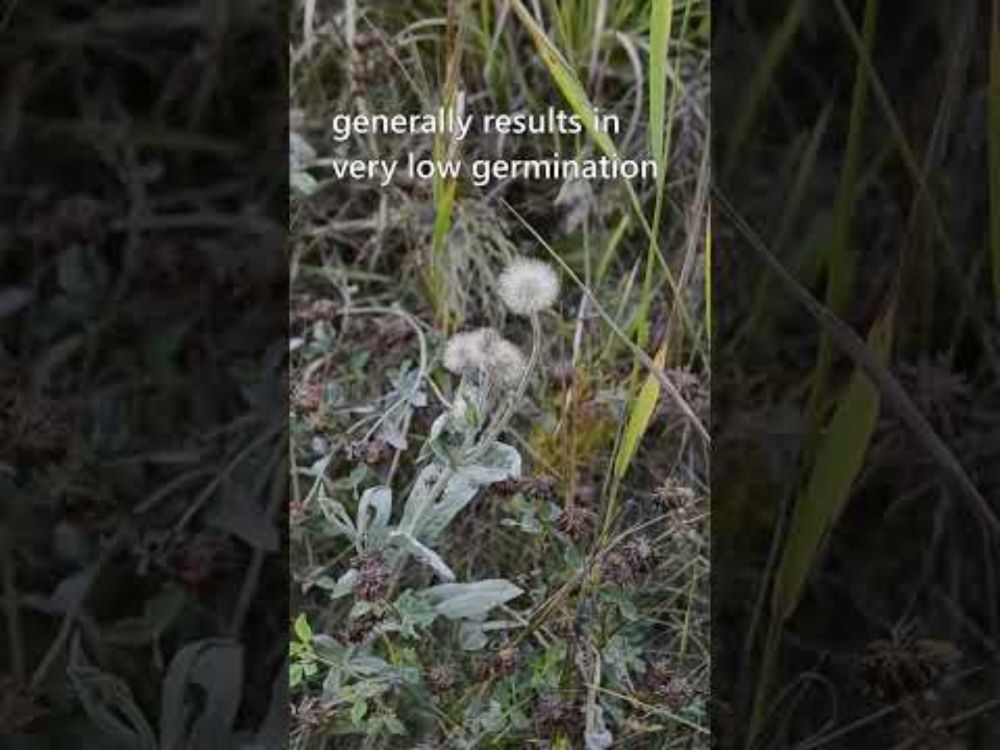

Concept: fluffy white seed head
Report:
left=486, top=338, right=528, bottom=388
left=497, top=258, right=560, bottom=316
left=443, top=328, right=528, bottom=388
left=443, top=328, right=497, bottom=374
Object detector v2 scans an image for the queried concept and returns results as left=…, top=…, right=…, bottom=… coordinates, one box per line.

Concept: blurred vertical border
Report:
left=0, top=0, right=289, bottom=745
left=714, top=1, right=1000, bottom=747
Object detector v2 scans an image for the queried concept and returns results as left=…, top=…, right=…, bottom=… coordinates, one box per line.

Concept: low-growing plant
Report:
left=291, top=259, right=562, bottom=742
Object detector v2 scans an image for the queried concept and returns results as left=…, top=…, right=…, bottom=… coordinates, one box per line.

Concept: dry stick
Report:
left=714, top=189, right=999, bottom=533
left=501, top=198, right=710, bottom=445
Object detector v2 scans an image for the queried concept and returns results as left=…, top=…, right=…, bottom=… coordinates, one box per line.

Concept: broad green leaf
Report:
left=294, top=613, right=313, bottom=643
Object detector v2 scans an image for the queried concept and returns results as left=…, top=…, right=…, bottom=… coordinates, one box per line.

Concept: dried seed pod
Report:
left=341, top=611, right=382, bottom=644
left=623, top=535, right=657, bottom=574
left=425, top=664, right=458, bottom=694
left=352, top=552, right=390, bottom=601
left=533, top=693, right=577, bottom=733
left=556, top=505, right=594, bottom=540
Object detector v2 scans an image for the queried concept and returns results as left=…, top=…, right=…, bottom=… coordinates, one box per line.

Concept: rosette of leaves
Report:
left=318, top=366, right=525, bottom=633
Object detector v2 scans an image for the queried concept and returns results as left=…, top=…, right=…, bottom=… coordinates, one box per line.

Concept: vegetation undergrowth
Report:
left=290, top=1, right=710, bottom=747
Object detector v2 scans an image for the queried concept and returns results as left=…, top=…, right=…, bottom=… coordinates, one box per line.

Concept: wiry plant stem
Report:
left=468, top=313, right=541, bottom=460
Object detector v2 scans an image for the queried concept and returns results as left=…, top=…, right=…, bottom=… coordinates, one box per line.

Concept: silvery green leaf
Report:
left=318, top=493, right=356, bottom=541
left=456, top=619, right=521, bottom=651
left=377, top=415, right=408, bottom=449
left=291, top=170, right=319, bottom=196
left=471, top=700, right=506, bottom=734
left=103, top=585, right=186, bottom=646
left=427, top=412, right=450, bottom=444
left=391, top=532, right=456, bottom=582
left=419, top=441, right=521, bottom=539
left=399, top=464, right=447, bottom=533
left=418, top=471, right=478, bottom=540
left=349, top=599, right=375, bottom=619
left=421, top=579, right=523, bottom=620
left=311, top=635, right=345, bottom=662
left=457, top=441, right=521, bottom=485
left=160, top=639, right=243, bottom=750
left=456, top=378, right=487, bottom=432
left=250, top=660, right=288, bottom=749
left=289, top=132, right=317, bottom=168
left=357, top=486, right=392, bottom=546
left=391, top=590, right=438, bottom=638
left=458, top=621, right=488, bottom=651
left=322, top=667, right=343, bottom=702
left=68, top=635, right=158, bottom=750
left=585, top=731, right=614, bottom=750
left=346, top=655, right=392, bottom=678
left=422, top=412, right=458, bottom=466
left=24, top=565, right=97, bottom=615
left=329, top=569, right=358, bottom=599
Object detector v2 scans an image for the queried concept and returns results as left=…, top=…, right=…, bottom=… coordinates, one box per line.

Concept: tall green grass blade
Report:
left=748, top=306, right=894, bottom=748
left=613, top=342, right=667, bottom=481
left=724, top=0, right=811, bottom=175
left=428, top=0, right=469, bottom=328
left=507, top=0, right=619, bottom=160
left=595, top=213, right=631, bottom=286
left=716, top=191, right=999, bottom=530
left=635, top=0, right=676, bottom=356
left=775, top=309, right=892, bottom=619
left=649, top=0, right=673, bottom=174
left=502, top=197, right=709, bottom=444
left=705, top=218, right=711, bottom=347
left=727, top=103, right=833, bottom=355
left=829, top=0, right=1000, bottom=376
left=808, top=0, right=878, bottom=419
left=508, top=0, right=697, bottom=348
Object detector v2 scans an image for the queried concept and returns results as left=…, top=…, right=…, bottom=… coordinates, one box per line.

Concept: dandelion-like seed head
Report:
left=497, top=258, right=560, bottom=316
left=443, top=327, right=498, bottom=374
left=487, top=338, right=528, bottom=388
left=443, top=328, right=528, bottom=389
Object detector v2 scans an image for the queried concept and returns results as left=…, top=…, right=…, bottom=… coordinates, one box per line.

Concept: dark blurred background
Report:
left=714, top=0, right=1000, bottom=747
left=0, top=0, right=288, bottom=745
